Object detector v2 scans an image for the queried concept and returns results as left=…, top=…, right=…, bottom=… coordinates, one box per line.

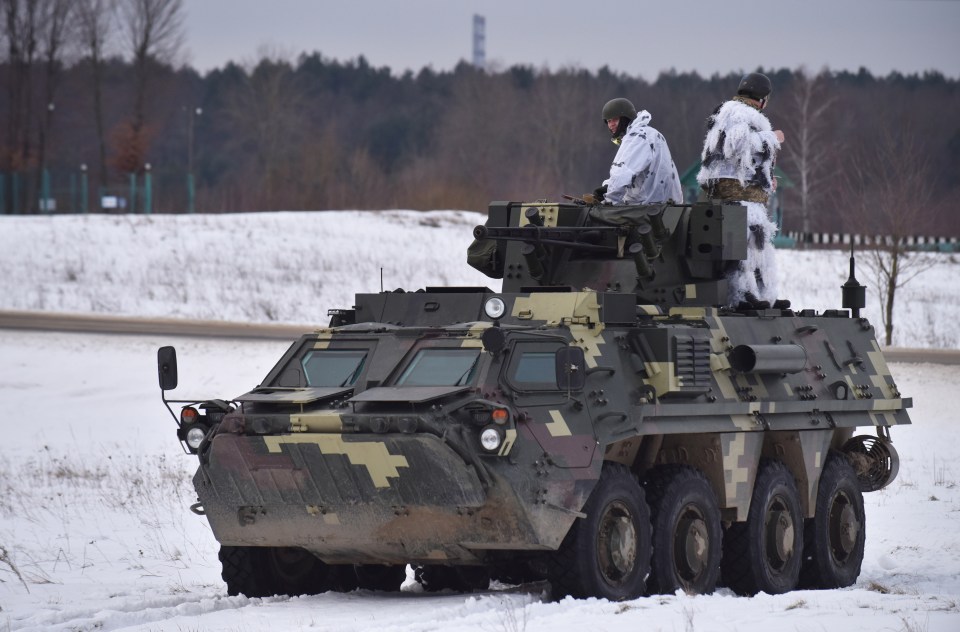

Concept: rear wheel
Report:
left=800, top=453, right=865, bottom=588
left=547, top=463, right=651, bottom=601
left=645, top=465, right=722, bottom=595
left=721, top=459, right=803, bottom=595
left=219, top=546, right=340, bottom=597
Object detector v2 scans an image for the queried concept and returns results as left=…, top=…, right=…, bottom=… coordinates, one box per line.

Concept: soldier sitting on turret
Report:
left=592, top=98, right=683, bottom=206
left=697, top=73, right=790, bottom=310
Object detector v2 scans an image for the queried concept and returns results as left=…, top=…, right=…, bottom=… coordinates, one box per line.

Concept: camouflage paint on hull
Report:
left=178, top=200, right=910, bottom=569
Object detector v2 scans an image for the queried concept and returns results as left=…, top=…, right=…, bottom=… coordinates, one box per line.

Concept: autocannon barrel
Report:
left=728, top=344, right=807, bottom=374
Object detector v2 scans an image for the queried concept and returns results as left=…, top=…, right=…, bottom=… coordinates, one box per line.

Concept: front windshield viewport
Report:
left=396, top=349, right=481, bottom=387
left=301, top=350, right=367, bottom=387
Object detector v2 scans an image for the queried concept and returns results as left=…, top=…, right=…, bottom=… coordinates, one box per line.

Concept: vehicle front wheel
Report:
left=547, top=463, right=652, bottom=601
left=645, top=465, right=722, bottom=595
left=799, top=452, right=866, bottom=589
left=721, top=459, right=803, bottom=595
left=219, top=546, right=341, bottom=598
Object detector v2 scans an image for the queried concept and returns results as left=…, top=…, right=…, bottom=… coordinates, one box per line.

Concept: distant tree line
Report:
left=2, top=0, right=958, bottom=237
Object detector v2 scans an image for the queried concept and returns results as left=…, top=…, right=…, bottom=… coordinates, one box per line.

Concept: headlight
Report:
left=484, top=297, right=506, bottom=320
left=480, top=427, right=502, bottom=452
left=185, top=424, right=208, bottom=450
left=180, top=406, right=199, bottom=424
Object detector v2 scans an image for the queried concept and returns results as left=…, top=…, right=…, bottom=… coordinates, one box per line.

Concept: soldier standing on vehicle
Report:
left=697, top=72, right=789, bottom=310
left=592, top=98, right=683, bottom=206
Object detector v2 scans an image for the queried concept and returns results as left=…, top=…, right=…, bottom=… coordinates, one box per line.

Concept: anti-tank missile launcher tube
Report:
left=728, top=344, right=808, bottom=374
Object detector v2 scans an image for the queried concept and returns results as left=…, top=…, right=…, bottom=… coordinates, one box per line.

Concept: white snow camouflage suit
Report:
left=603, top=111, right=683, bottom=205
left=698, top=98, right=782, bottom=307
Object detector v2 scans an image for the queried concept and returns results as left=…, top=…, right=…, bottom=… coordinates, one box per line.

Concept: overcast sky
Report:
left=181, top=0, right=960, bottom=79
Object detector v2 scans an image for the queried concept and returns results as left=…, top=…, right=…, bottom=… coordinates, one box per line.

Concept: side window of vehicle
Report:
left=509, top=346, right=561, bottom=390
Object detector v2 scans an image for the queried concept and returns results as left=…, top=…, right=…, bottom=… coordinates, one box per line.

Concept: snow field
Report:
left=1, top=210, right=958, bottom=348
left=1, top=209, right=959, bottom=630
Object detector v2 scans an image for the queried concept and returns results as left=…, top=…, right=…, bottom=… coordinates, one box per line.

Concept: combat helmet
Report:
left=737, top=72, right=772, bottom=100
left=602, top=98, right=637, bottom=142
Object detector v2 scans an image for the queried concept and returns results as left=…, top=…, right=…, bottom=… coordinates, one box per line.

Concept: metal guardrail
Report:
left=0, top=310, right=312, bottom=340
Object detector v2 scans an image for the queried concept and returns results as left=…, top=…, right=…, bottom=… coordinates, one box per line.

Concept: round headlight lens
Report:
left=480, top=427, right=502, bottom=452
left=484, top=297, right=506, bottom=320
left=185, top=425, right=207, bottom=450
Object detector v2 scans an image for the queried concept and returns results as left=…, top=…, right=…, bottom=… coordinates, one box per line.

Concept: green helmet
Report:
left=601, top=98, right=637, bottom=122
left=737, top=73, right=772, bottom=100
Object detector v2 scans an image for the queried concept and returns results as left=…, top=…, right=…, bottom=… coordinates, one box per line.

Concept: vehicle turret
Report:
left=470, top=201, right=749, bottom=308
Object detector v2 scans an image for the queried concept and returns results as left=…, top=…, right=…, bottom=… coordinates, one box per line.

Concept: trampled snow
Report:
left=1, top=210, right=958, bottom=631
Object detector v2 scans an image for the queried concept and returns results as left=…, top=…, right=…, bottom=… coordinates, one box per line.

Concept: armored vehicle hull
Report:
left=159, top=200, right=910, bottom=600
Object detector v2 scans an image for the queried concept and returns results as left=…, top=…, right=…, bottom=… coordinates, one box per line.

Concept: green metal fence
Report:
left=0, top=168, right=158, bottom=214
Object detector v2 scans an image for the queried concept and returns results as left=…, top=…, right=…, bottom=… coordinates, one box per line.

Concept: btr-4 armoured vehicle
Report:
left=157, top=200, right=910, bottom=601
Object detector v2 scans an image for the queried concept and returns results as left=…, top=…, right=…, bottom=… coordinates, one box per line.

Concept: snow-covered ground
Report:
left=1, top=210, right=958, bottom=631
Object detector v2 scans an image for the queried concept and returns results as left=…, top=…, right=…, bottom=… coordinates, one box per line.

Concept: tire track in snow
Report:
left=7, top=592, right=278, bottom=632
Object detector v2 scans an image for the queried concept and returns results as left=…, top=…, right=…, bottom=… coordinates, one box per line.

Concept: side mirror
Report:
left=556, top=346, right=586, bottom=391
left=158, top=346, right=178, bottom=391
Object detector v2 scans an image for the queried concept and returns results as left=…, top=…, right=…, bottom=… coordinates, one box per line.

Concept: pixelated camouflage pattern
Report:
left=186, top=200, right=910, bottom=564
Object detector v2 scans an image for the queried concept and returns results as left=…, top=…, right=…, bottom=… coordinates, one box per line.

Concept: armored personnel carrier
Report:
left=157, top=200, right=910, bottom=601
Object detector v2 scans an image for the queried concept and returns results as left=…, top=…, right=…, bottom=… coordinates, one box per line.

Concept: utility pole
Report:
left=144, top=162, right=153, bottom=214
left=187, top=106, right=202, bottom=213
left=80, top=164, right=88, bottom=213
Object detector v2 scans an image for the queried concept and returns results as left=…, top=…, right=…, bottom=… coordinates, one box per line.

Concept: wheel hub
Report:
left=599, top=502, right=637, bottom=581
left=765, top=503, right=795, bottom=568
left=677, top=516, right=708, bottom=577
left=830, top=493, right=860, bottom=559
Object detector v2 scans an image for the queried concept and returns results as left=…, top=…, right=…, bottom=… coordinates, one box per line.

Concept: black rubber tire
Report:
left=352, top=564, right=407, bottom=591
left=219, top=546, right=340, bottom=598
left=546, top=463, right=652, bottom=601
left=721, top=459, right=803, bottom=595
left=644, top=465, right=722, bottom=595
left=799, top=453, right=866, bottom=589
left=416, top=565, right=491, bottom=592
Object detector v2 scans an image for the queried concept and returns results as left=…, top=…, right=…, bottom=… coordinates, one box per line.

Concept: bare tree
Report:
left=116, top=0, right=184, bottom=168
left=844, top=126, right=938, bottom=346
left=781, top=68, right=838, bottom=241
left=76, top=0, right=116, bottom=188
left=1, top=0, right=40, bottom=209
left=529, top=68, right=601, bottom=196
left=221, top=54, right=307, bottom=210
left=34, top=0, right=73, bottom=209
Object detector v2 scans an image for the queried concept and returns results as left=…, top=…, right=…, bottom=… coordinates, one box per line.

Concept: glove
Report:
left=593, top=184, right=607, bottom=201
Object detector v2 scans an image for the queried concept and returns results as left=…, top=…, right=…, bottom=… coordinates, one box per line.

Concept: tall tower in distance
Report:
left=472, top=14, right=486, bottom=70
